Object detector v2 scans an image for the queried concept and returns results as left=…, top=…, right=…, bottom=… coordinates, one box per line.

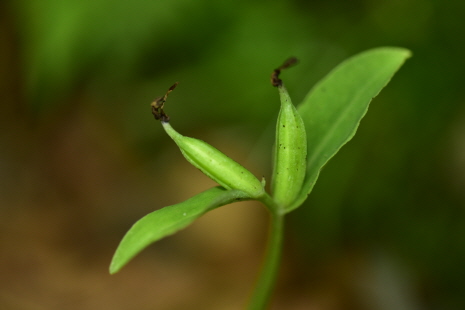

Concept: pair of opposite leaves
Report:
left=110, top=47, right=411, bottom=274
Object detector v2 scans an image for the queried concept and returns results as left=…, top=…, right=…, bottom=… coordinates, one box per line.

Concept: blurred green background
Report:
left=1, top=0, right=464, bottom=309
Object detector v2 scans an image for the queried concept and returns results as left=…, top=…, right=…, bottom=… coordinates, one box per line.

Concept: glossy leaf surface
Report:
left=110, top=187, right=250, bottom=274
left=162, top=122, right=265, bottom=199
left=289, top=47, right=411, bottom=212
left=271, top=86, right=307, bottom=210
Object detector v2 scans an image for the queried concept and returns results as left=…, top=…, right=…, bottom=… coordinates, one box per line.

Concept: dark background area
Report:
left=1, top=0, right=464, bottom=309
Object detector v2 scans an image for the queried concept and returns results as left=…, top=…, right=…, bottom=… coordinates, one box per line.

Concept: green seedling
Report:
left=110, top=47, right=411, bottom=309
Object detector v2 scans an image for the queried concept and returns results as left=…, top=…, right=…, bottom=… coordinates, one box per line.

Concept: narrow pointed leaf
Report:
left=162, top=122, right=265, bottom=199
left=272, top=86, right=307, bottom=209
left=110, top=187, right=250, bottom=274
left=288, top=47, right=411, bottom=212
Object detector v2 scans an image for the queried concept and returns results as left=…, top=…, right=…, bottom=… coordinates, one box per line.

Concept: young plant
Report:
left=110, top=47, right=411, bottom=309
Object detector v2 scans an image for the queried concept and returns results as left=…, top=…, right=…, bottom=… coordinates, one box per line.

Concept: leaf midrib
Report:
left=303, top=68, right=387, bottom=174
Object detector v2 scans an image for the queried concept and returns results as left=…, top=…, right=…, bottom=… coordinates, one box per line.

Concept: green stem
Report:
left=248, top=194, right=284, bottom=310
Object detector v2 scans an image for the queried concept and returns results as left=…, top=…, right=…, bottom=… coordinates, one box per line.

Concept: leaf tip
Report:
left=396, top=47, right=413, bottom=60
left=108, top=259, right=123, bottom=275
left=109, top=258, right=121, bottom=275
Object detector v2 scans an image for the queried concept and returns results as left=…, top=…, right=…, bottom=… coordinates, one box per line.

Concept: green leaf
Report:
left=162, top=122, right=265, bottom=199
left=110, top=186, right=250, bottom=274
left=271, top=85, right=307, bottom=209
left=288, top=47, right=411, bottom=212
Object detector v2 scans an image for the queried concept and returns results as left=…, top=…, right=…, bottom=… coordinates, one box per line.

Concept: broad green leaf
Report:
left=288, top=47, right=411, bottom=212
left=110, top=186, right=250, bottom=274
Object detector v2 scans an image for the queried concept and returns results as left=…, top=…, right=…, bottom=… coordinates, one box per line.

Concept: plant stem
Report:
left=248, top=194, right=284, bottom=310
